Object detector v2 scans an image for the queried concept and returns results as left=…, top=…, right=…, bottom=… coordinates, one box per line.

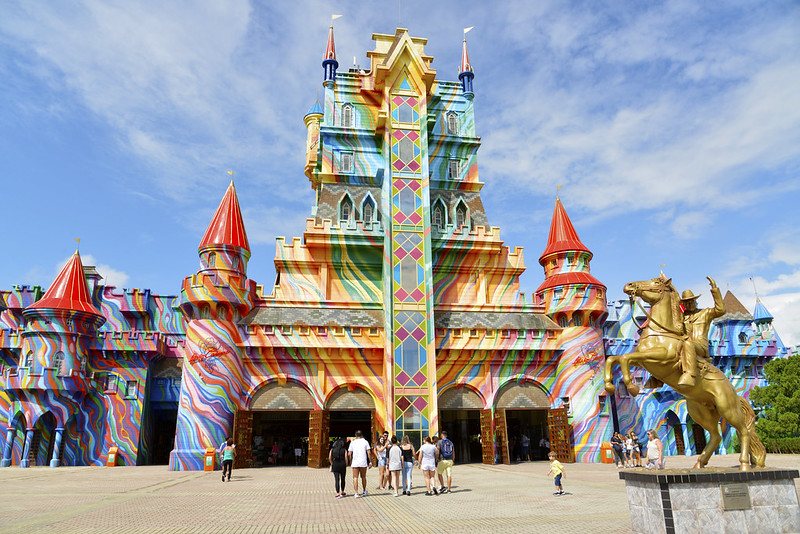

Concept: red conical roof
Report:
left=324, top=25, right=336, bottom=61
left=460, top=38, right=472, bottom=73
left=199, top=182, right=250, bottom=251
left=539, top=198, right=591, bottom=264
left=28, top=251, right=103, bottom=316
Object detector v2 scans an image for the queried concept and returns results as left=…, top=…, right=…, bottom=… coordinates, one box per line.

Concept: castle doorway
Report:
left=438, top=387, right=484, bottom=463
left=494, top=382, right=553, bottom=463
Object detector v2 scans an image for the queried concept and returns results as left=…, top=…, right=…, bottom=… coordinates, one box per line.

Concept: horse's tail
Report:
left=739, top=396, right=766, bottom=467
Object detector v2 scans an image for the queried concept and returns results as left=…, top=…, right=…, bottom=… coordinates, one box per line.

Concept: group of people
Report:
left=610, top=429, right=664, bottom=470
left=328, top=430, right=455, bottom=498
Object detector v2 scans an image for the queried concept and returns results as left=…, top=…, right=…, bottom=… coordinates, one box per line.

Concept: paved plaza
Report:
left=1, top=454, right=798, bottom=533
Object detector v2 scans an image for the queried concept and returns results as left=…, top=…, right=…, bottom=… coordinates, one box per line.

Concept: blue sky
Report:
left=1, top=1, right=798, bottom=346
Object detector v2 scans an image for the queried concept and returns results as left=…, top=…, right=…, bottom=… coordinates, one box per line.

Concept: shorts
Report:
left=294, top=448, right=302, bottom=457
left=554, top=474, right=562, bottom=487
left=421, top=460, right=436, bottom=471
left=436, top=459, right=453, bottom=476
left=378, top=457, right=387, bottom=467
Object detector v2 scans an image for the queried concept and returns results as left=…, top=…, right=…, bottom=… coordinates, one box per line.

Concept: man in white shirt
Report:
left=347, top=430, right=372, bottom=497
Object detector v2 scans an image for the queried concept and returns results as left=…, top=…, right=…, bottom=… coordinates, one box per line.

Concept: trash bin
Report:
left=600, top=442, right=614, bottom=464
left=106, top=446, right=118, bottom=467
left=204, top=447, right=217, bottom=471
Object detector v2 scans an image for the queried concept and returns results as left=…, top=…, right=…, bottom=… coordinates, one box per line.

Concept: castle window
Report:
left=340, top=152, right=353, bottom=173
left=263, top=325, right=274, bottom=334
left=104, top=374, right=117, bottom=392
left=399, top=137, right=413, bottom=163
left=559, top=316, right=569, bottom=328
left=449, top=159, right=460, bottom=179
left=362, top=196, right=375, bottom=222
left=53, top=351, right=65, bottom=376
left=22, top=350, right=32, bottom=367
left=501, top=330, right=510, bottom=338
left=469, top=329, right=478, bottom=338
left=486, top=330, right=495, bottom=338
left=340, top=196, right=353, bottom=222
left=299, top=326, right=309, bottom=335
left=232, top=256, right=240, bottom=270
left=369, top=328, right=378, bottom=336
left=738, top=332, right=747, bottom=344
left=455, top=202, right=467, bottom=228
left=453, top=329, right=462, bottom=338
left=125, top=380, right=137, bottom=399
left=317, top=326, right=327, bottom=336
left=208, top=252, right=216, bottom=267
left=282, top=325, right=292, bottom=334
left=446, top=112, right=458, bottom=134
left=588, top=315, right=596, bottom=327
left=342, top=104, right=354, bottom=127
left=398, top=102, right=413, bottom=123
left=553, top=288, right=563, bottom=301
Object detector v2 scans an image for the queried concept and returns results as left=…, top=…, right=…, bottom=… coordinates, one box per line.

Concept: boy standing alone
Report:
left=546, top=452, right=565, bottom=496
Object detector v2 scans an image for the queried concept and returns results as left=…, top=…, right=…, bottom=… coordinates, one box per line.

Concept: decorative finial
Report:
left=556, top=184, right=563, bottom=199
left=74, top=237, right=80, bottom=253
left=660, top=264, right=665, bottom=277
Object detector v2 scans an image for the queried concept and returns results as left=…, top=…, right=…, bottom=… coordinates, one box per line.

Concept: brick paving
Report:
left=1, top=454, right=798, bottom=533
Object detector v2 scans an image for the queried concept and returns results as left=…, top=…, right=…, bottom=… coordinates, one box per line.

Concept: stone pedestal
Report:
left=620, top=468, right=800, bottom=534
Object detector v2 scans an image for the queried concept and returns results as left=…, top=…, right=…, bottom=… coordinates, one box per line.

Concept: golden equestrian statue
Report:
left=603, top=275, right=766, bottom=471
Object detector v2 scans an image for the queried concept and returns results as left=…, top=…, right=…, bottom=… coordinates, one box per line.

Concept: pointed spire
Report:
left=458, top=33, right=475, bottom=95
left=539, top=198, right=591, bottom=264
left=199, top=182, right=250, bottom=252
left=322, top=24, right=339, bottom=85
left=324, top=24, right=336, bottom=62
left=28, top=251, right=102, bottom=316
left=305, top=100, right=324, bottom=118
left=753, top=299, right=773, bottom=322
left=460, top=37, right=472, bottom=74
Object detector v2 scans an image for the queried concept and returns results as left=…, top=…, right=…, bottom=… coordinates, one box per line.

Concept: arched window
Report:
left=559, top=316, right=569, bottom=328
left=53, top=351, right=65, bottom=376
left=446, top=112, right=458, bottom=134
left=362, top=195, right=375, bottom=222
left=449, top=159, right=460, bottom=179
left=432, top=203, right=443, bottom=229
left=342, top=104, right=354, bottom=127
left=455, top=201, right=468, bottom=229
left=22, top=350, right=33, bottom=367
left=340, top=196, right=353, bottom=222
left=340, top=152, right=353, bottom=173
left=232, top=256, right=240, bottom=270
left=208, top=252, right=216, bottom=267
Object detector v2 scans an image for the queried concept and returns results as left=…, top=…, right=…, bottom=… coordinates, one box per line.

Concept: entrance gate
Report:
left=439, top=387, right=483, bottom=463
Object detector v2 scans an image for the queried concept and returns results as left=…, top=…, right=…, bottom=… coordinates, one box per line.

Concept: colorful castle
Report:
left=0, top=28, right=788, bottom=469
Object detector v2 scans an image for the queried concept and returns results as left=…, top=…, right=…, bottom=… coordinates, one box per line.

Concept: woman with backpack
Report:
left=329, top=438, right=348, bottom=498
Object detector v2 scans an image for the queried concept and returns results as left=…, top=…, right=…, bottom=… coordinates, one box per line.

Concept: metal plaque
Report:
left=721, top=482, right=752, bottom=510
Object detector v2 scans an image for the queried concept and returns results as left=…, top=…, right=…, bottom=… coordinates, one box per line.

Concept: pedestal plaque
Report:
left=620, top=468, right=800, bottom=534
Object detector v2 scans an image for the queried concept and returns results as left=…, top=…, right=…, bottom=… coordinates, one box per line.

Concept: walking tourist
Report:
left=220, top=438, right=235, bottom=482
left=539, top=436, right=550, bottom=459
left=347, top=430, right=371, bottom=497
left=624, top=434, right=634, bottom=467
left=646, top=430, right=664, bottom=470
left=521, top=432, right=530, bottom=461
left=329, top=438, right=348, bottom=498
left=387, top=435, right=403, bottom=497
left=382, top=431, right=393, bottom=490
left=436, top=430, right=455, bottom=493
left=375, top=435, right=388, bottom=490
left=400, top=435, right=416, bottom=496
left=418, top=435, right=439, bottom=496
left=546, top=452, right=565, bottom=496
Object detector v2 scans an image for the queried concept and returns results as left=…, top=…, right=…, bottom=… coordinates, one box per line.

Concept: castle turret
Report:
left=171, top=182, right=257, bottom=470
left=537, top=197, right=609, bottom=462
left=322, top=24, right=338, bottom=86
left=304, top=100, right=324, bottom=182
left=13, top=251, right=104, bottom=467
left=458, top=36, right=475, bottom=96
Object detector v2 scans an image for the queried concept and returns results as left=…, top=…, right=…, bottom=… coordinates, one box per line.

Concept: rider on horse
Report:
left=678, top=276, right=726, bottom=387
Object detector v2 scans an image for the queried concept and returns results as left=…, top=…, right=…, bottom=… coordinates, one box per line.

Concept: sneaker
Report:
left=222, top=475, right=225, bottom=482
left=425, top=491, right=432, bottom=496
left=335, top=494, right=342, bottom=499
left=393, top=492, right=399, bottom=497
left=354, top=493, right=361, bottom=499
left=388, top=485, right=393, bottom=490
left=362, top=489, right=368, bottom=496
left=554, top=491, right=561, bottom=496
left=406, top=491, right=411, bottom=496
left=432, top=487, right=438, bottom=495
left=558, top=490, right=565, bottom=495
left=438, top=486, right=444, bottom=492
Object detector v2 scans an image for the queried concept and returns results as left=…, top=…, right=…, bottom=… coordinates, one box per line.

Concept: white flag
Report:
left=464, top=26, right=474, bottom=35
left=332, top=14, right=343, bottom=21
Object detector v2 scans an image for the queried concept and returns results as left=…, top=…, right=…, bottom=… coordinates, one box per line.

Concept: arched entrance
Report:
left=1, top=412, right=27, bottom=467
left=327, top=387, right=375, bottom=443
left=235, top=382, right=315, bottom=468
left=438, top=387, right=483, bottom=463
left=495, top=382, right=552, bottom=463
left=665, top=410, right=685, bottom=456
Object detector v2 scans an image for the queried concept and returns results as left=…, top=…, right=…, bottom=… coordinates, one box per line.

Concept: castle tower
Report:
left=536, top=198, right=609, bottom=461
left=170, top=182, right=257, bottom=470
left=4, top=251, right=105, bottom=467
left=753, top=299, right=774, bottom=337
left=304, top=100, right=324, bottom=184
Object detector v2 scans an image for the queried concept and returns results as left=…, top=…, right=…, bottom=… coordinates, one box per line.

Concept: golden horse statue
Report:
left=603, top=276, right=766, bottom=471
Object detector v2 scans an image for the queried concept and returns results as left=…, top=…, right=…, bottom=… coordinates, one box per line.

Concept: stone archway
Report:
left=323, top=387, right=377, bottom=468
left=495, top=382, right=553, bottom=464
left=439, top=387, right=484, bottom=463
